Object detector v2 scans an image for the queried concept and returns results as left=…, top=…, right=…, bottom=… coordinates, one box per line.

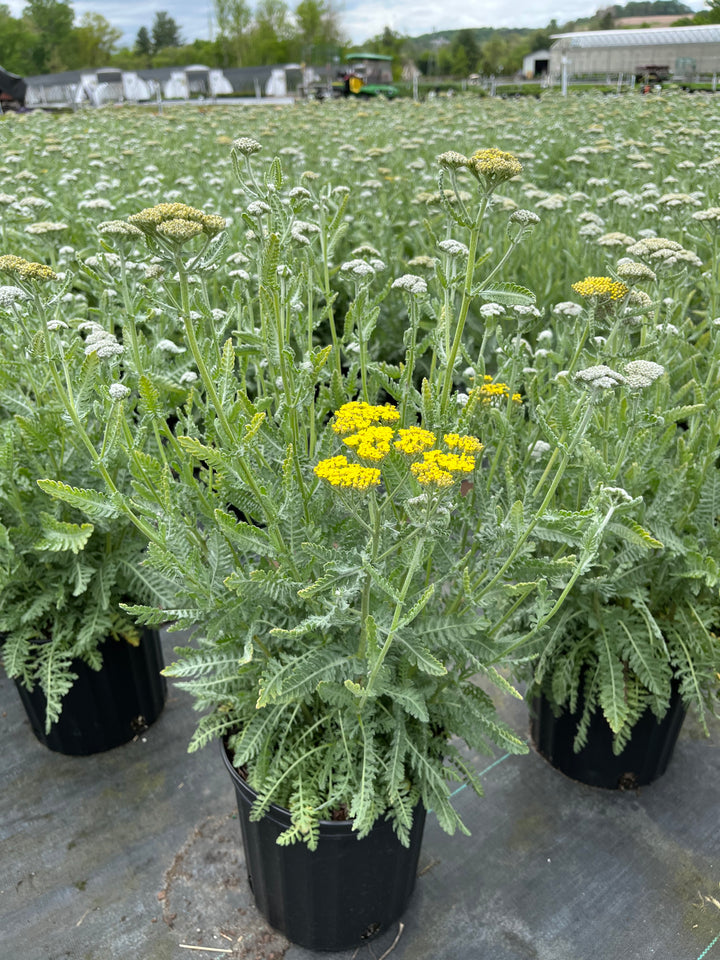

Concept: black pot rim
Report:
left=221, top=737, right=382, bottom=835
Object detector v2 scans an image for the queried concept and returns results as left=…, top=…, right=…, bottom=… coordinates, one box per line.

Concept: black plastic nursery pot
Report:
left=530, top=683, right=686, bottom=789
left=15, top=628, right=166, bottom=756
left=221, top=740, right=426, bottom=951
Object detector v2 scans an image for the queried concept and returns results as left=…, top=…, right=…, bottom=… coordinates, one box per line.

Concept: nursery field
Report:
left=1, top=91, right=719, bottom=320
left=1, top=91, right=720, bottom=960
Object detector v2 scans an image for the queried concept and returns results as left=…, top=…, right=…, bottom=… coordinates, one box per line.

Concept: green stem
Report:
left=359, top=537, right=425, bottom=710
left=319, top=203, right=341, bottom=379
left=474, top=398, right=594, bottom=602
left=358, top=492, right=382, bottom=659
left=439, top=195, right=488, bottom=416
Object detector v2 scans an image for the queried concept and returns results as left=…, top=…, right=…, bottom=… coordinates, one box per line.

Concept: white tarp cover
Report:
left=265, top=68, right=287, bottom=97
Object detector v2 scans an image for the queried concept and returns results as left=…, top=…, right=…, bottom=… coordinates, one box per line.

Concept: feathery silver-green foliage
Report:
left=0, top=253, right=175, bottom=730
left=33, top=140, right=635, bottom=846
left=512, top=271, right=720, bottom=752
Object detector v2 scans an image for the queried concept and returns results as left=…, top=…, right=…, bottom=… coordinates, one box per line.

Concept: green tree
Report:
left=451, top=29, right=479, bottom=73
left=436, top=44, right=453, bottom=76
left=151, top=11, right=183, bottom=52
left=23, top=0, right=74, bottom=73
left=214, top=0, right=252, bottom=66
left=294, top=0, right=342, bottom=61
left=478, top=35, right=513, bottom=75
left=135, top=26, right=152, bottom=58
left=67, top=12, right=122, bottom=69
left=692, top=0, right=720, bottom=22
left=450, top=45, right=469, bottom=77
left=0, top=4, right=37, bottom=75
left=249, top=0, right=291, bottom=64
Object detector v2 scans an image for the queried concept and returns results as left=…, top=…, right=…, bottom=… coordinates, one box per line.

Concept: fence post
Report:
left=561, top=57, right=568, bottom=96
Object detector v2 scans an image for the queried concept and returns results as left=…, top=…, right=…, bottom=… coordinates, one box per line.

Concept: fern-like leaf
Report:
left=36, top=480, right=121, bottom=521
left=35, top=513, right=94, bottom=554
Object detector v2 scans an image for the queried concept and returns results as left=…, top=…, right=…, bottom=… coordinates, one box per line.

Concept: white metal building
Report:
left=522, top=49, right=551, bottom=79
left=549, top=25, right=720, bottom=79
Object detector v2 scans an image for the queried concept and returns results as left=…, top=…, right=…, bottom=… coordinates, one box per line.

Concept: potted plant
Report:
left=0, top=255, right=173, bottom=754
left=38, top=144, right=620, bottom=947
left=505, top=261, right=720, bottom=788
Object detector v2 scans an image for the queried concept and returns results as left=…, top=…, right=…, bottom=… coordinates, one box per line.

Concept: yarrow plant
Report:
left=511, top=253, right=720, bottom=753
left=0, top=253, right=170, bottom=727
left=35, top=140, right=622, bottom=847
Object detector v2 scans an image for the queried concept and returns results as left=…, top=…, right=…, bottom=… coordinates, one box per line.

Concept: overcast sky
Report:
left=5, top=0, right=709, bottom=47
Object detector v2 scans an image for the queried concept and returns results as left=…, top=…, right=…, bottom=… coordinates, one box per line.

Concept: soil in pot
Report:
left=15, top=628, right=166, bottom=755
left=530, top=681, right=686, bottom=789
left=221, top=740, right=426, bottom=951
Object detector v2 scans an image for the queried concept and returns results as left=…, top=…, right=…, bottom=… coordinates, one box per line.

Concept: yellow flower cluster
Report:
left=410, top=461, right=455, bottom=487
left=394, top=426, right=437, bottom=455
left=571, top=276, right=629, bottom=300
left=468, top=148, right=522, bottom=185
left=343, top=425, right=395, bottom=461
left=0, top=254, right=58, bottom=282
left=474, top=376, right=522, bottom=405
left=411, top=448, right=477, bottom=486
left=128, top=202, right=226, bottom=239
left=443, top=433, right=484, bottom=454
left=318, top=403, right=483, bottom=490
left=332, top=401, right=400, bottom=435
left=313, top=455, right=381, bottom=490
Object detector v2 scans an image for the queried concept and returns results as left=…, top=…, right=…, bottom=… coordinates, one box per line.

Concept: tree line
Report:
left=0, top=0, right=714, bottom=81
left=0, top=0, right=345, bottom=76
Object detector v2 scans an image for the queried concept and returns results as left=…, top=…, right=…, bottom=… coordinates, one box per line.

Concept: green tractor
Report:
left=333, top=53, right=398, bottom=99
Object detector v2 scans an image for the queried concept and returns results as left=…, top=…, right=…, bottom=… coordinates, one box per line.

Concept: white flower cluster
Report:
left=407, top=255, right=437, bottom=269
left=232, top=137, right=262, bottom=156
left=657, top=192, right=702, bottom=208
left=509, top=209, right=541, bottom=226
left=626, top=237, right=702, bottom=269
left=596, top=232, right=636, bottom=248
left=623, top=360, right=665, bottom=388
left=437, top=239, right=469, bottom=258
left=25, top=221, right=67, bottom=235
left=78, top=198, right=115, bottom=211
left=392, top=274, right=427, bottom=295
left=84, top=253, right=122, bottom=271
left=156, top=339, right=186, bottom=354
left=575, top=364, right=626, bottom=389
left=0, top=285, right=30, bottom=308
left=693, top=207, right=720, bottom=223
left=109, top=382, right=131, bottom=400
left=479, top=302, right=505, bottom=318
left=615, top=259, right=657, bottom=282
left=529, top=440, right=552, bottom=460
left=340, top=259, right=376, bottom=278
left=246, top=200, right=271, bottom=217
left=80, top=321, right=124, bottom=358
left=553, top=301, right=583, bottom=317
left=291, top=220, right=320, bottom=245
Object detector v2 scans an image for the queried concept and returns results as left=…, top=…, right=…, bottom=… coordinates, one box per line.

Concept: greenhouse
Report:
left=549, top=24, right=720, bottom=78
